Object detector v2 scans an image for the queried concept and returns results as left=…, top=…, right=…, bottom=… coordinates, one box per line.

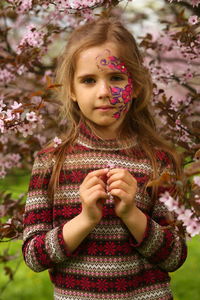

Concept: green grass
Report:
left=0, top=170, right=200, bottom=299
left=0, top=168, right=30, bottom=198
left=0, top=240, right=53, bottom=300
left=171, top=236, right=200, bottom=300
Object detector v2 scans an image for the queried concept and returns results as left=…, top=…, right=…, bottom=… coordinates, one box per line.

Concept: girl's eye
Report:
left=82, top=78, right=95, bottom=84
left=111, top=75, right=125, bottom=81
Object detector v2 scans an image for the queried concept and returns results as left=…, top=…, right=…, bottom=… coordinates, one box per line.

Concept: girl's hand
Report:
left=79, top=168, right=109, bottom=225
left=107, top=168, right=137, bottom=220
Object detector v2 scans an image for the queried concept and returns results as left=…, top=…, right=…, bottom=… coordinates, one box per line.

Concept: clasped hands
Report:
left=79, top=168, right=138, bottom=224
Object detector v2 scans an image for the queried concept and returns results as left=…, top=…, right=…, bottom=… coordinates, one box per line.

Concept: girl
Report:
left=22, top=17, right=187, bottom=300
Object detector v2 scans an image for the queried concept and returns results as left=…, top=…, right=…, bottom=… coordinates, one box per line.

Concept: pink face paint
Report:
left=96, top=50, right=134, bottom=119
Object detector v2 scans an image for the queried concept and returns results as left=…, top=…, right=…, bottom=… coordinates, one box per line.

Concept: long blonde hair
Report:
left=44, top=17, right=181, bottom=200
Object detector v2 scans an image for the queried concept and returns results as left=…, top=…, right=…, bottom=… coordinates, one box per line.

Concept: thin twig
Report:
left=0, top=256, right=22, bottom=297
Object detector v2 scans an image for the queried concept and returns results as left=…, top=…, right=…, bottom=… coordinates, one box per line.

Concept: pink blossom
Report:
left=17, top=25, right=45, bottom=54
left=0, top=98, right=6, bottom=109
left=31, top=96, right=42, bottom=104
left=0, top=120, right=4, bottom=133
left=11, top=101, right=22, bottom=110
left=159, top=192, right=200, bottom=237
left=26, top=111, right=37, bottom=122
left=185, top=218, right=200, bottom=237
left=5, top=110, right=14, bottom=121
left=188, top=15, right=199, bottom=25
left=168, top=0, right=200, bottom=7
left=0, top=67, right=15, bottom=84
left=193, top=176, right=200, bottom=187
left=8, top=153, right=21, bottom=162
left=108, top=163, right=115, bottom=169
left=0, top=168, right=6, bottom=179
left=0, top=152, right=21, bottom=178
left=177, top=208, right=193, bottom=225
left=16, top=64, right=28, bottom=75
left=191, top=0, right=200, bottom=7
left=0, top=135, right=8, bottom=144
left=56, top=0, right=104, bottom=9
left=18, top=124, right=34, bottom=137
left=35, top=134, right=47, bottom=146
left=182, top=70, right=194, bottom=83
left=159, top=191, right=179, bottom=212
left=195, top=195, right=200, bottom=204
left=53, top=136, right=62, bottom=147
left=8, top=0, right=33, bottom=13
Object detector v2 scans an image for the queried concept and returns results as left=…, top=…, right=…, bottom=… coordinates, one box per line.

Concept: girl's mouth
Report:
left=96, top=106, right=115, bottom=111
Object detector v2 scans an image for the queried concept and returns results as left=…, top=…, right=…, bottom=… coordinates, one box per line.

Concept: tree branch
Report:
left=165, top=0, right=200, bottom=16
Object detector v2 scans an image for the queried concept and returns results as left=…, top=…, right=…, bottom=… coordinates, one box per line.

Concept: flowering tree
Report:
left=0, top=0, right=200, bottom=292
left=139, top=0, right=200, bottom=237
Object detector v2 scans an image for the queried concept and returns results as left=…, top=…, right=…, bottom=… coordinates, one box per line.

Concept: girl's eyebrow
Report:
left=77, top=71, right=125, bottom=80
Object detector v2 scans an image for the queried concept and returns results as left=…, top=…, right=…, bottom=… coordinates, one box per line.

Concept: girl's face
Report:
left=72, top=42, right=135, bottom=138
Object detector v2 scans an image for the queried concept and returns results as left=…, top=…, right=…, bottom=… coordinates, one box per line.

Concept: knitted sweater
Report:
left=22, top=122, right=187, bottom=300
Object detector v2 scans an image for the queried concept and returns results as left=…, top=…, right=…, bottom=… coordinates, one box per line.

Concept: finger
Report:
left=110, top=188, right=127, bottom=199
left=86, top=168, right=109, bottom=180
left=87, top=189, right=108, bottom=203
left=107, top=169, right=134, bottom=185
left=82, top=176, right=106, bottom=190
left=108, top=179, right=128, bottom=192
left=81, top=182, right=107, bottom=200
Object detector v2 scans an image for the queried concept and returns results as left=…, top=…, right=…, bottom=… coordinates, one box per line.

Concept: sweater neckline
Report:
left=76, top=121, right=137, bottom=151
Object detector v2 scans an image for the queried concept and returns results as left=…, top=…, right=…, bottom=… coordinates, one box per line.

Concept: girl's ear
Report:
left=70, top=92, right=77, bottom=102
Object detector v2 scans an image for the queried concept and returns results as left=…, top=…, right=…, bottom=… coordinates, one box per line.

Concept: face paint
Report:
left=96, top=50, right=134, bottom=119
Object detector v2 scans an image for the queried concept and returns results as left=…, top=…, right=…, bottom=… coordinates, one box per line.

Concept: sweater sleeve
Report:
left=130, top=151, right=187, bottom=272
left=22, top=150, right=72, bottom=272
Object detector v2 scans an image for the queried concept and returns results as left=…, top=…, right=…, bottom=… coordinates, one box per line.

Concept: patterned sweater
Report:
left=22, top=122, right=187, bottom=300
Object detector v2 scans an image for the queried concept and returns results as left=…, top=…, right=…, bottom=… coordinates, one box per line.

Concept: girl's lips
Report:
left=96, top=106, right=115, bottom=110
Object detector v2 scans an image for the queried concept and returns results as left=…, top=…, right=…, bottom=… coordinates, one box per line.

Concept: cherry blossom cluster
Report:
left=0, top=153, right=21, bottom=179
left=53, top=136, right=62, bottom=147
left=168, top=0, right=200, bottom=7
left=159, top=190, right=200, bottom=237
left=17, top=24, right=46, bottom=55
left=56, top=0, right=105, bottom=10
left=0, top=64, right=27, bottom=85
left=141, top=9, right=200, bottom=151
left=7, top=0, right=115, bottom=13
left=0, top=98, right=42, bottom=137
left=0, top=65, right=16, bottom=85
left=7, top=0, right=33, bottom=13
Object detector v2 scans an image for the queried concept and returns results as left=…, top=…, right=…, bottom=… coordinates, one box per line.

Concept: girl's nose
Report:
left=98, top=81, right=111, bottom=99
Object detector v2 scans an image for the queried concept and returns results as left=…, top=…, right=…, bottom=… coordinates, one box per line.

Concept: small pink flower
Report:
left=0, top=98, right=6, bottom=109
left=177, top=208, right=193, bottom=226
left=0, top=119, right=4, bottom=133
left=191, top=0, right=200, bottom=8
left=193, top=176, right=200, bottom=187
left=195, top=195, right=200, bottom=204
left=188, top=15, right=198, bottom=25
left=186, top=218, right=200, bottom=237
left=159, top=192, right=179, bottom=212
left=11, top=101, right=22, bottom=110
left=108, top=163, right=115, bottom=169
left=18, top=124, right=33, bottom=137
left=26, top=111, right=37, bottom=122
left=5, top=109, right=14, bottom=121
left=53, top=136, right=62, bottom=148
